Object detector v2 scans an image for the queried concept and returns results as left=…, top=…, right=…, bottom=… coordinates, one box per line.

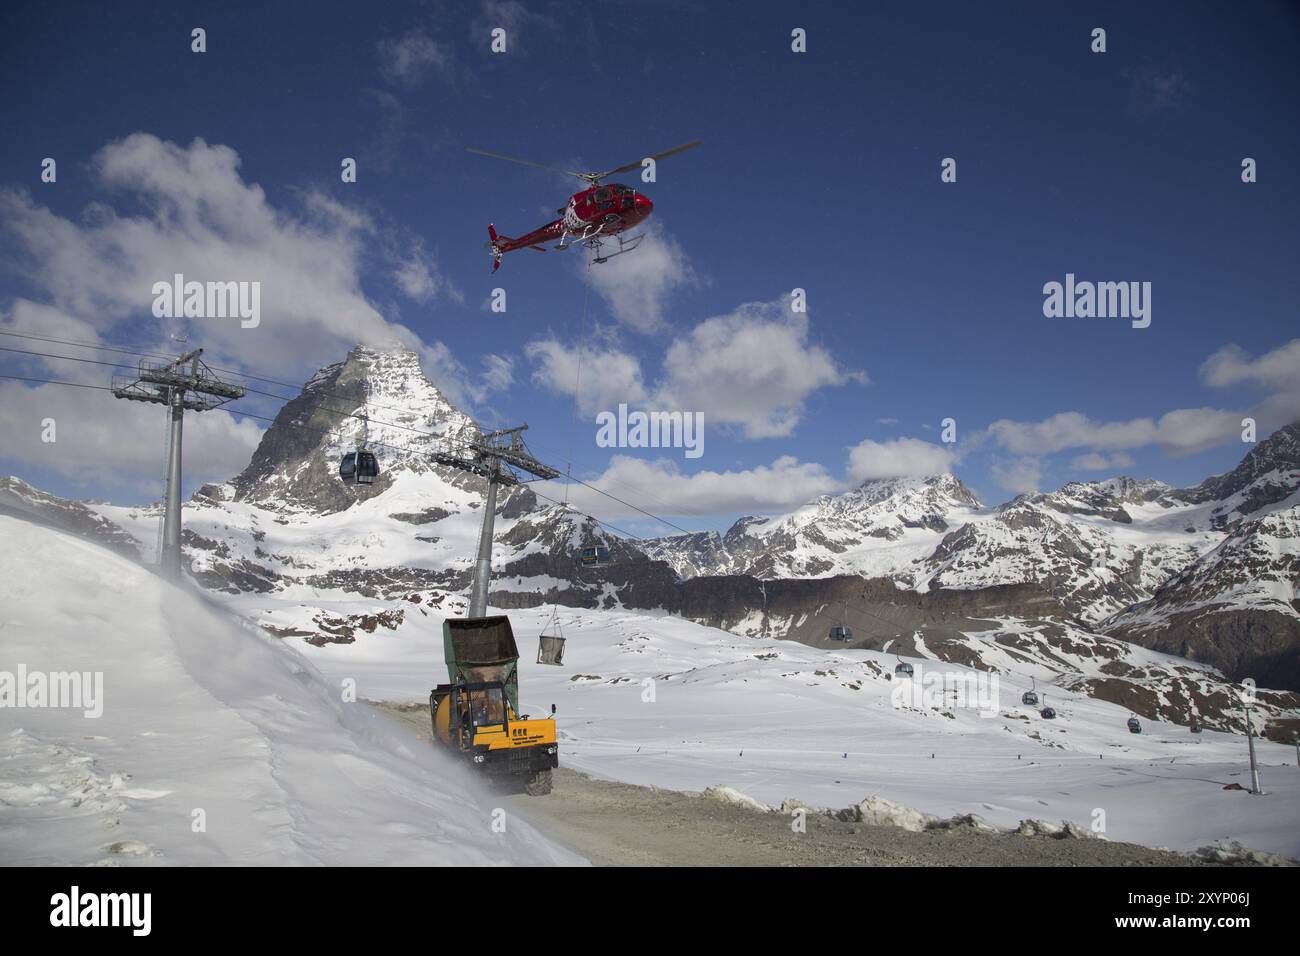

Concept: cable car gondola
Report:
left=1022, top=676, right=1040, bottom=706
left=579, top=545, right=610, bottom=566
left=1190, top=722, right=1203, bottom=734
left=338, top=391, right=380, bottom=486
left=829, top=603, right=853, bottom=642
left=1040, top=706, right=1056, bottom=719
left=339, top=449, right=379, bottom=485
left=894, top=660, right=914, bottom=677
left=1127, top=716, right=1142, bottom=734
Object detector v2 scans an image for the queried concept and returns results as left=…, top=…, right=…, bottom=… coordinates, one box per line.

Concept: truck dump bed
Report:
left=443, top=616, right=520, bottom=712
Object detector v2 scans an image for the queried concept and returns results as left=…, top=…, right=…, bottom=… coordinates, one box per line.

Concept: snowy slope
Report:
left=0, top=515, right=581, bottom=866
left=276, top=597, right=1300, bottom=858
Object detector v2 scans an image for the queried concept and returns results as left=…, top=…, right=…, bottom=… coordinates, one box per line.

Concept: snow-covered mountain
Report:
left=224, top=345, right=480, bottom=513
left=634, top=425, right=1300, bottom=690
left=86, top=344, right=642, bottom=614
left=7, top=346, right=1299, bottom=697
left=1106, top=504, right=1300, bottom=691
left=643, top=474, right=983, bottom=582
left=916, top=484, right=1212, bottom=624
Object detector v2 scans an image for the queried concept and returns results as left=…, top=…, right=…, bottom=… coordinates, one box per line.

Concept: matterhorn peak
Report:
left=227, top=345, right=480, bottom=511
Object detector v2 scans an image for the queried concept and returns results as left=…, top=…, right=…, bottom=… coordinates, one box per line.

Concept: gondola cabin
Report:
left=1190, top=722, right=1203, bottom=734
left=894, top=661, right=914, bottom=677
left=1022, top=691, right=1039, bottom=706
left=1041, top=706, right=1057, bottom=719
left=339, top=450, right=380, bottom=485
left=829, top=626, right=853, bottom=642
left=579, top=545, right=610, bottom=566
left=1127, top=717, right=1142, bottom=734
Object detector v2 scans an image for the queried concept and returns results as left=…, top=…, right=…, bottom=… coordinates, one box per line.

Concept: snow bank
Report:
left=0, top=515, right=580, bottom=866
left=852, top=795, right=935, bottom=832
left=703, top=785, right=771, bottom=813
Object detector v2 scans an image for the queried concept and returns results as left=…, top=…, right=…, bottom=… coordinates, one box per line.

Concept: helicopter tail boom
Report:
left=487, top=223, right=509, bottom=272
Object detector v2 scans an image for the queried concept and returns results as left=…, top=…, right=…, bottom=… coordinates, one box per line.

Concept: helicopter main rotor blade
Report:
left=594, top=140, right=702, bottom=179
left=465, top=148, right=588, bottom=182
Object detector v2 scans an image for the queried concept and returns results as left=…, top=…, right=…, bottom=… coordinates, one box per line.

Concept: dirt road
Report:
left=372, top=700, right=1215, bottom=867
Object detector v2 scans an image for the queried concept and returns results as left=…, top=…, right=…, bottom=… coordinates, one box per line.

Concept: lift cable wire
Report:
left=210, top=401, right=646, bottom=541
left=0, top=330, right=714, bottom=525
left=2, top=342, right=699, bottom=536
left=0, top=329, right=454, bottom=424
left=0, top=368, right=646, bottom=548
left=0, top=371, right=116, bottom=391
left=0, top=329, right=178, bottom=362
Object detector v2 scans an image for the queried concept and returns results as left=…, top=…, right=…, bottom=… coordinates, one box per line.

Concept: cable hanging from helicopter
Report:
left=465, top=140, right=700, bottom=272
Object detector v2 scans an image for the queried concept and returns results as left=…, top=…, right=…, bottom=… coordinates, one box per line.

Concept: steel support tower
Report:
left=432, top=425, right=560, bottom=618
left=112, top=349, right=245, bottom=579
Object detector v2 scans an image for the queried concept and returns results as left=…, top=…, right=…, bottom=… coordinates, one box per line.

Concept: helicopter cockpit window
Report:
left=594, top=187, right=612, bottom=202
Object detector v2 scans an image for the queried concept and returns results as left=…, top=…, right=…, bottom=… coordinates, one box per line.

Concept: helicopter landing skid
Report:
left=590, top=232, right=644, bottom=264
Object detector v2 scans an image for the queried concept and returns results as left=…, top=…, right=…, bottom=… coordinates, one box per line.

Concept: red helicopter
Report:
left=466, top=141, right=701, bottom=272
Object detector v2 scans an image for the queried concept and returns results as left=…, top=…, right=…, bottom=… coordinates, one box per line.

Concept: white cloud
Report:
left=987, top=408, right=1241, bottom=457
left=847, top=437, right=955, bottom=481
left=548, top=454, right=839, bottom=519
left=378, top=30, right=450, bottom=87
left=1070, top=451, right=1135, bottom=471
left=655, top=299, right=864, bottom=439
left=524, top=297, right=863, bottom=440
left=1200, top=339, right=1300, bottom=391
left=984, top=337, right=1300, bottom=466
left=0, top=133, right=522, bottom=491
left=479, top=354, right=514, bottom=394
left=0, top=132, right=496, bottom=396
left=585, top=224, right=698, bottom=332
left=988, top=412, right=1153, bottom=455
left=992, top=456, right=1043, bottom=496
left=524, top=338, right=647, bottom=416
left=391, top=237, right=458, bottom=303
left=0, top=379, right=261, bottom=492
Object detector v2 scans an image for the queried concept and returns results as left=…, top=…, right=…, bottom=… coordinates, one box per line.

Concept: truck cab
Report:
left=430, top=680, right=558, bottom=782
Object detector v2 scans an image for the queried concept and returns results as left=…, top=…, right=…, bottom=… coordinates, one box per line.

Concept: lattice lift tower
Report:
left=432, top=424, right=560, bottom=618
left=112, top=348, right=245, bottom=579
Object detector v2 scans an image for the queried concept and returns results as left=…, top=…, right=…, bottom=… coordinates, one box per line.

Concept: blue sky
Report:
left=1, top=0, right=1298, bottom=534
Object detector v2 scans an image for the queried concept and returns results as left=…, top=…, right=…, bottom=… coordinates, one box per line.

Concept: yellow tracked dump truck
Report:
left=430, top=616, right=558, bottom=795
